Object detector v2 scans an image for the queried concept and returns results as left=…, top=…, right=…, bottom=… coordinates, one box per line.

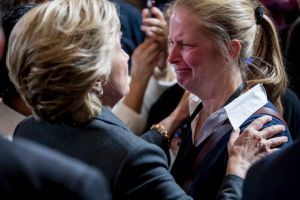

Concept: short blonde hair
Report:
left=7, top=0, right=120, bottom=123
left=173, top=0, right=287, bottom=113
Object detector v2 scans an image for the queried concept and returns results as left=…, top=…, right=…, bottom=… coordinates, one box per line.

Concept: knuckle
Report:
left=255, top=118, right=264, bottom=125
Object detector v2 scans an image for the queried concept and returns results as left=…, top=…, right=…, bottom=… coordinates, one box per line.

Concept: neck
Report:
left=200, top=77, right=243, bottom=116
left=100, top=96, right=116, bottom=110
left=8, top=97, right=32, bottom=116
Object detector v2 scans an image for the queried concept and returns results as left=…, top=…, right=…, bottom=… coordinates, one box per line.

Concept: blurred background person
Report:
left=0, top=3, right=37, bottom=139
left=140, top=0, right=292, bottom=199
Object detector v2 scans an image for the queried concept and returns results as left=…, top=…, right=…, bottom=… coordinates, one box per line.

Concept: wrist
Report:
left=150, top=124, right=171, bottom=145
left=159, top=112, right=184, bottom=138
left=226, top=156, right=251, bottom=179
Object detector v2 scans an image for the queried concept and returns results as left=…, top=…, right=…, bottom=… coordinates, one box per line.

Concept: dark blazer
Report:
left=286, top=17, right=300, bottom=99
left=0, top=136, right=111, bottom=200
left=14, top=107, right=190, bottom=200
left=282, top=88, right=300, bottom=140
left=243, top=137, right=300, bottom=200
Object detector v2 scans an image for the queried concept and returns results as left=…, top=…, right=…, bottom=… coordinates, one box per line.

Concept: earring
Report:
left=94, top=81, right=104, bottom=96
left=99, top=82, right=104, bottom=96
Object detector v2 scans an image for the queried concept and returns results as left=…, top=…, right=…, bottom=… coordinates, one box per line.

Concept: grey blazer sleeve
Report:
left=115, top=141, right=192, bottom=200
left=141, top=129, right=171, bottom=165
left=217, top=175, right=244, bottom=200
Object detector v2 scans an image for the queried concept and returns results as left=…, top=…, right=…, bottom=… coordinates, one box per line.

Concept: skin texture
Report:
left=102, top=35, right=130, bottom=108
left=168, top=7, right=229, bottom=98
left=227, top=115, right=287, bottom=178
left=167, top=6, right=243, bottom=144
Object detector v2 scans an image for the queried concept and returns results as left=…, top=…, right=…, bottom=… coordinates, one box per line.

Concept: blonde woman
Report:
left=143, top=0, right=293, bottom=199
left=8, top=0, right=287, bottom=199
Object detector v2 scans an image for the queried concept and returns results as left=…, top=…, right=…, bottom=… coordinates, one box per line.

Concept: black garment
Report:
left=282, top=88, right=300, bottom=140
left=0, top=136, right=111, bottom=200
left=146, top=83, right=184, bottom=130
left=217, top=175, right=244, bottom=200
left=285, top=17, right=300, bottom=99
left=14, top=107, right=191, bottom=200
left=243, top=137, right=300, bottom=200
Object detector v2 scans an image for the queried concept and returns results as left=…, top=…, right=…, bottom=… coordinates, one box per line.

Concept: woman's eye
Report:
left=181, top=43, right=192, bottom=49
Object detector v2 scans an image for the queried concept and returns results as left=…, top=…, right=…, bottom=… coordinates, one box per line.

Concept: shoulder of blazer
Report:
left=92, top=107, right=132, bottom=132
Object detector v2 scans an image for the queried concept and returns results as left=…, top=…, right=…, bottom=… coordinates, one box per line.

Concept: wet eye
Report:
left=181, top=43, right=193, bottom=50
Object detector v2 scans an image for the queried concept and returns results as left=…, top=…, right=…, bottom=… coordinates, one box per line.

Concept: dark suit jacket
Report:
left=286, top=17, right=300, bottom=99
left=14, top=107, right=191, bottom=200
left=243, top=137, right=300, bottom=200
left=243, top=138, right=300, bottom=200
left=282, top=88, right=300, bottom=140
left=0, top=136, right=111, bottom=200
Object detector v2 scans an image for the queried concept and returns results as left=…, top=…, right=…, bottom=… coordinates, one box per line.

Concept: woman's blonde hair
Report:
left=173, top=0, right=287, bottom=113
left=7, top=0, right=120, bottom=123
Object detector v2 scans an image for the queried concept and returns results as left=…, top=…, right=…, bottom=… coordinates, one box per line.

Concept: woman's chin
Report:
left=177, top=79, right=188, bottom=90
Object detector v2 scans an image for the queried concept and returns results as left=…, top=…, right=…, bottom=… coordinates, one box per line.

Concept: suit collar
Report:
left=93, top=106, right=132, bottom=132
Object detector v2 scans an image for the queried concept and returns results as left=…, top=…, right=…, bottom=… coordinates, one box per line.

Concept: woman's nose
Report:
left=168, top=45, right=180, bottom=64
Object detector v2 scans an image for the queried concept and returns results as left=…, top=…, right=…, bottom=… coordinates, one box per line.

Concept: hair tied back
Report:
left=254, top=6, right=264, bottom=25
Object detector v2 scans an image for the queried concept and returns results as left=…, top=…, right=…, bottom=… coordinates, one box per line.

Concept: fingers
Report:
left=260, top=124, right=286, bottom=139
left=142, top=26, right=165, bottom=37
left=253, top=136, right=287, bottom=158
left=150, top=7, right=165, bottom=20
left=228, top=128, right=240, bottom=148
left=141, top=7, right=168, bottom=45
left=131, top=40, right=161, bottom=77
left=268, top=148, right=280, bottom=154
left=132, top=40, right=159, bottom=61
left=247, top=115, right=272, bottom=131
left=142, top=19, right=166, bottom=32
left=265, top=136, right=288, bottom=148
left=142, top=8, right=150, bottom=19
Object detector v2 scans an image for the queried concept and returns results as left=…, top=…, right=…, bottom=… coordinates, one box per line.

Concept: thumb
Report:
left=228, top=128, right=240, bottom=147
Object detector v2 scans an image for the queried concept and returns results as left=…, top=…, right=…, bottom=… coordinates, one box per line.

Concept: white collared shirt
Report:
left=190, top=84, right=268, bottom=146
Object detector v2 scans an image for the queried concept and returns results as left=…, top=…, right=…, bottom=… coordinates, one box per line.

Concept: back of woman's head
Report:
left=7, top=0, right=121, bottom=123
left=173, top=0, right=287, bottom=113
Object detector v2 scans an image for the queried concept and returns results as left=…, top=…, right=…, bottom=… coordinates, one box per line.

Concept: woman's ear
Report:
left=93, top=79, right=104, bottom=96
left=229, top=39, right=241, bottom=59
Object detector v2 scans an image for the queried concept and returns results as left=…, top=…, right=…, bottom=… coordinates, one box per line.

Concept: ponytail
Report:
left=247, top=12, right=287, bottom=113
